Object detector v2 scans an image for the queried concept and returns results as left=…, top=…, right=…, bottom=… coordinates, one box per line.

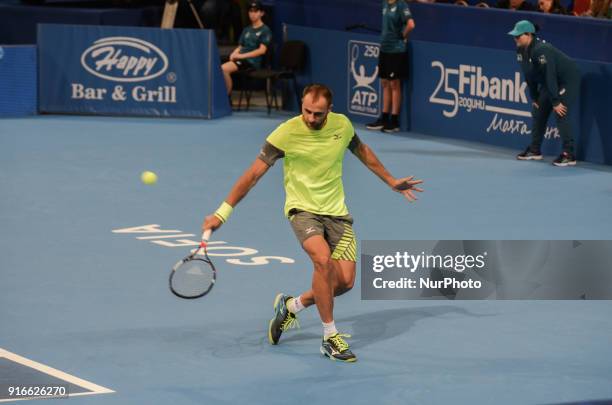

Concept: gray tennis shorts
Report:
left=288, top=209, right=357, bottom=262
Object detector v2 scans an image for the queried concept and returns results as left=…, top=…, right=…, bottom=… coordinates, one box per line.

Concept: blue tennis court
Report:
left=1, top=112, right=612, bottom=404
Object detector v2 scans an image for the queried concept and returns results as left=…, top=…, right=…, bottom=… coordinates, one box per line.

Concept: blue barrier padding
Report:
left=286, top=24, right=612, bottom=165
left=577, top=61, right=612, bottom=164
left=274, top=1, right=612, bottom=63
left=0, top=45, right=37, bottom=117
left=38, top=24, right=231, bottom=119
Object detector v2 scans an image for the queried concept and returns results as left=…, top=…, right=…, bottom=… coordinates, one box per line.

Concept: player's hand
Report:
left=532, top=102, right=539, bottom=109
left=553, top=102, right=567, bottom=117
left=202, top=214, right=222, bottom=235
left=391, top=176, right=424, bottom=202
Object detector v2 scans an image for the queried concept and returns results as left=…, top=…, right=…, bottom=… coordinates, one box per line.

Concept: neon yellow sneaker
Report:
left=320, top=333, right=357, bottom=362
left=268, top=293, right=299, bottom=345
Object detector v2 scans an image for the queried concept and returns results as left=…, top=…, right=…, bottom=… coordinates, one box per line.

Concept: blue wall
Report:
left=0, top=45, right=37, bottom=117
left=0, top=2, right=161, bottom=45
left=274, top=1, right=611, bottom=63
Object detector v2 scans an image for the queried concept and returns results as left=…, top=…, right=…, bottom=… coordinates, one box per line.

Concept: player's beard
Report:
left=305, top=117, right=327, bottom=130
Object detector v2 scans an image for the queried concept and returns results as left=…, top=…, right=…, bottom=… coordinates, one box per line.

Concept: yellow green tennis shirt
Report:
left=262, top=112, right=355, bottom=217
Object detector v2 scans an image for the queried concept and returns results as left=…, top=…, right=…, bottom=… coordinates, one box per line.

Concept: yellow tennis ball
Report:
left=141, top=171, right=158, bottom=185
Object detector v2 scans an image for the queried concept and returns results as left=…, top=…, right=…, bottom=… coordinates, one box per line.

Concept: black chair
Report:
left=244, top=40, right=307, bottom=114
left=234, top=43, right=274, bottom=112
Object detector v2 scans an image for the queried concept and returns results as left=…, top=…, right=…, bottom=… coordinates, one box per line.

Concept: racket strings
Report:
left=170, top=258, right=215, bottom=298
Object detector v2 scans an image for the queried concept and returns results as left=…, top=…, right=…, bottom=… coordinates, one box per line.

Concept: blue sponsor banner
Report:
left=0, top=45, right=37, bottom=117
left=38, top=24, right=230, bottom=119
left=411, top=40, right=612, bottom=164
left=411, top=41, right=568, bottom=156
left=287, top=24, right=612, bottom=165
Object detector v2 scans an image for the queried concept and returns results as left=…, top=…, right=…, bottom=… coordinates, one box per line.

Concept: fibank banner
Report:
left=362, top=241, right=612, bottom=300
left=38, top=24, right=230, bottom=118
left=411, top=41, right=570, bottom=155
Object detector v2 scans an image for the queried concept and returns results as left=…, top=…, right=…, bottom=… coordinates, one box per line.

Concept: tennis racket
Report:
left=169, top=229, right=216, bottom=299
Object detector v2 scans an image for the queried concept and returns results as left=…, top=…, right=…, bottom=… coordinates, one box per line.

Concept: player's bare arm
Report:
left=202, top=157, right=270, bottom=232
left=351, top=137, right=424, bottom=202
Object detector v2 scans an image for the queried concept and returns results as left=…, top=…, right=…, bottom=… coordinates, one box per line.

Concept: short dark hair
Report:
left=302, top=83, right=333, bottom=106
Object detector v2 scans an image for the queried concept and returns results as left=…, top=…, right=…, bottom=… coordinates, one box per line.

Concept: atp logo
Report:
left=347, top=40, right=381, bottom=117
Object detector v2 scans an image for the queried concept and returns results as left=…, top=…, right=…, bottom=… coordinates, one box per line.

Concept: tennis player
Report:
left=202, top=83, right=423, bottom=362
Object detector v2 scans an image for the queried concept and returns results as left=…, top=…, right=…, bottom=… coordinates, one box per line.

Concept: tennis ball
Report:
left=141, top=171, right=158, bottom=185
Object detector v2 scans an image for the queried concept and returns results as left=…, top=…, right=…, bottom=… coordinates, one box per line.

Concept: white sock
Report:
left=287, top=296, right=305, bottom=314
left=323, top=321, right=337, bottom=340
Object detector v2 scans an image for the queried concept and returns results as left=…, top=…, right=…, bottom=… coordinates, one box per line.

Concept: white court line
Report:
left=485, top=105, right=531, bottom=117
left=0, top=348, right=114, bottom=402
left=136, top=234, right=195, bottom=240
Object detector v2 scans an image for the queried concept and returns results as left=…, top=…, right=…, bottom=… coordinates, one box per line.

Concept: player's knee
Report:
left=334, top=279, right=354, bottom=297
left=312, top=256, right=333, bottom=274
left=344, top=276, right=355, bottom=291
left=340, top=273, right=355, bottom=291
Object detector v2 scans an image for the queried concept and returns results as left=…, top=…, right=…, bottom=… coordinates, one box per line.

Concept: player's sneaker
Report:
left=320, top=333, right=357, bottom=362
left=517, top=147, right=543, bottom=160
left=366, top=117, right=385, bottom=130
left=268, top=293, right=299, bottom=345
left=553, top=152, right=577, bottom=167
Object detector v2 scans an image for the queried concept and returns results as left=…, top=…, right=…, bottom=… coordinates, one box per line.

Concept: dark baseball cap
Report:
left=248, top=1, right=263, bottom=10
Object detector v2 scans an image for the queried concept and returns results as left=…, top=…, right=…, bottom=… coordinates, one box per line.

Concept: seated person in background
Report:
left=583, top=0, right=611, bottom=17
left=496, top=0, right=537, bottom=10
left=538, top=0, right=568, bottom=13
left=220, top=1, right=272, bottom=97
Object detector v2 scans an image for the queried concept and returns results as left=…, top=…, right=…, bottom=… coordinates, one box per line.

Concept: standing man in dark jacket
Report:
left=510, top=20, right=581, bottom=166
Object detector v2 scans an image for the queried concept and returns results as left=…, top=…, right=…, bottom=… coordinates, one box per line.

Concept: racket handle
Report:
left=202, top=229, right=212, bottom=243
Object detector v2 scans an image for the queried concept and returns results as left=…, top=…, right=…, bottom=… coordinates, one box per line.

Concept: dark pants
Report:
left=530, top=83, right=579, bottom=154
